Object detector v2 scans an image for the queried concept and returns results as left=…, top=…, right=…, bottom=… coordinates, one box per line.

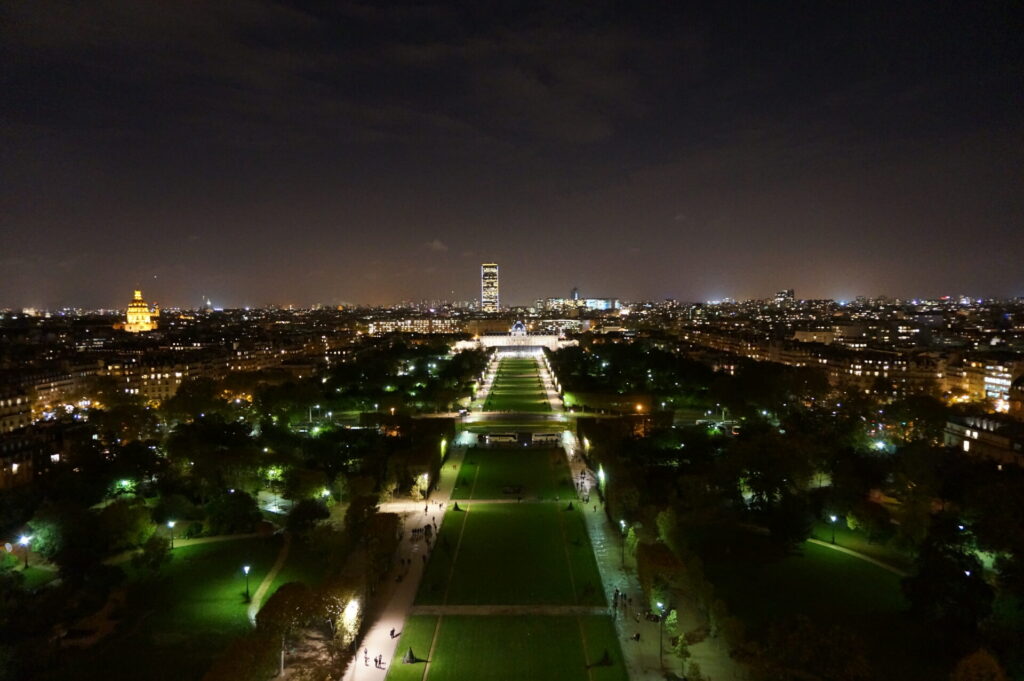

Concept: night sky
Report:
left=2, top=1, right=1023, bottom=308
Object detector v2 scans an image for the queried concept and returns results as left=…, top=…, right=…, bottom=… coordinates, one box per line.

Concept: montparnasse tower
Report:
left=122, top=289, right=160, bottom=332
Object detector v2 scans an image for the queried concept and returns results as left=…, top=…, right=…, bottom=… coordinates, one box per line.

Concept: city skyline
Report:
left=2, top=2, right=1023, bottom=308
left=4, top=4, right=1024, bottom=680
left=6, top=277, right=1024, bottom=313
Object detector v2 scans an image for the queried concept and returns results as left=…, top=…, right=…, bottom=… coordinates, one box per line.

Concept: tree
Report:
left=161, top=377, right=224, bottom=422
left=98, top=498, right=154, bottom=551
left=754, top=615, right=872, bottom=681
left=950, top=649, right=1008, bottom=681
left=257, top=582, right=313, bottom=676
left=283, top=468, right=329, bottom=503
left=766, top=493, right=813, bottom=552
left=287, top=499, right=330, bottom=535
left=206, top=491, right=262, bottom=535
left=131, top=534, right=171, bottom=575
left=903, top=536, right=993, bottom=634
left=203, top=631, right=278, bottom=681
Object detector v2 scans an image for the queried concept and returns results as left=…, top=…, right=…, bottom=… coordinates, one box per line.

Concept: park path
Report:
left=101, top=531, right=265, bottom=567
left=248, top=532, right=292, bottom=624
left=342, top=446, right=466, bottom=681
left=807, top=538, right=908, bottom=576
left=410, top=604, right=608, bottom=616
left=562, top=433, right=748, bottom=681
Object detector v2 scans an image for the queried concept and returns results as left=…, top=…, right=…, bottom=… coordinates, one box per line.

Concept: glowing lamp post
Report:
left=243, top=565, right=252, bottom=601
left=829, top=514, right=838, bottom=544
left=18, top=535, right=31, bottom=569
left=167, top=520, right=176, bottom=549
left=656, top=601, right=666, bottom=670
left=619, top=520, right=627, bottom=568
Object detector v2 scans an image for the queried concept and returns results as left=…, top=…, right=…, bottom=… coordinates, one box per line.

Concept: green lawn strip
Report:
left=705, top=535, right=941, bottom=680
left=453, top=448, right=573, bottom=501
left=483, top=394, right=551, bottom=411
left=483, top=401, right=548, bottom=412
left=21, top=565, right=58, bottom=589
left=424, top=615, right=591, bottom=681
left=442, top=504, right=578, bottom=605
left=387, top=614, right=438, bottom=681
left=467, top=422, right=564, bottom=433
left=47, top=537, right=282, bottom=681
left=809, top=521, right=913, bottom=571
left=267, top=534, right=330, bottom=594
left=450, top=453, right=481, bottom=501
left=578, top=616, right=630, bottom=681
left=559, top=508, right=606, bottom=607
left=416, top=510, right=468, bottom=605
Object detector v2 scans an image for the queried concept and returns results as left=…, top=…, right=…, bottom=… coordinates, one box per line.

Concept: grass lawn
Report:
left=466, top=422, right=565, bottom=433
left=387, top=615, right=439, bottom=681
left=452, top=448, right=574, bottom=500
left=809, top=520, right=913, bottom=572
left=483, top=359, right=551, bottom=413
left=417, top=503, right=604, bottom=606
left=704, top=532, right=942, bottom=680
left=484, top=392, right=551, bottom=412
left=21, top=565, right=58, bottom=589
left=268, top=534, right=332, bottom=594
left=404, top=615, right=627, bottom=681
left=45, top=537, right=286, bottom=681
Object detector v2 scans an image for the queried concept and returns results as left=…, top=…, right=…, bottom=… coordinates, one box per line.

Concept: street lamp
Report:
left=829, top=514, right=838, bottom=544
left=619, top=520, right=627, bottom=568
left=243, top=565, right=251, bottom=601
left=18, top=535, right=31, bottom=569
left=167, top=520, right=176, bottom=549
left=656, top=601, right=666, bottom=671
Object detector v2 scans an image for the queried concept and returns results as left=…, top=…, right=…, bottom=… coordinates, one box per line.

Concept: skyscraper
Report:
left=481, top=263, right=499, bottom=312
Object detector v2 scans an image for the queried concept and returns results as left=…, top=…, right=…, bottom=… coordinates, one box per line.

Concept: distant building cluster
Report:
left=367, top=318, right=466, bottom=335
left=2, top=283, right=1024, bottom=484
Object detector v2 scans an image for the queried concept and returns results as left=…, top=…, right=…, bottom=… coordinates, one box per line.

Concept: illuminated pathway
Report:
left=341, top=447, right=466, bottom=681
left=380, top=356, right=627, bottom=681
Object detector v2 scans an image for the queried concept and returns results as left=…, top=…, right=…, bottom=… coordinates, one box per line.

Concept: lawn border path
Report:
left=248, top=533, right=291, bottom=624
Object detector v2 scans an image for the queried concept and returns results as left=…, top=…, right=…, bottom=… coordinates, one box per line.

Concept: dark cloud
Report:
left=1, top=1, right=1023, bottom=306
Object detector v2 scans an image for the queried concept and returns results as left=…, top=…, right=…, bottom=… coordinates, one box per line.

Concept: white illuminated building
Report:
left=454, top=320, right=577, bottom=354
left=480, top=263, right=499, bottom=312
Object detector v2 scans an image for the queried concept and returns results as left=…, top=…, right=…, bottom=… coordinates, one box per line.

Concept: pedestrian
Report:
left=364, top=648, right=369, bottom=666
left=424, top=504, right=428, bottom=513
left=390, top=627, right=395, bottom=639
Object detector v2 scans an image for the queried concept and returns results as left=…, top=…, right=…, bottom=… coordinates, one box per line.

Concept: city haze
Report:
left=2, top=2, right=1023, bottom=308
